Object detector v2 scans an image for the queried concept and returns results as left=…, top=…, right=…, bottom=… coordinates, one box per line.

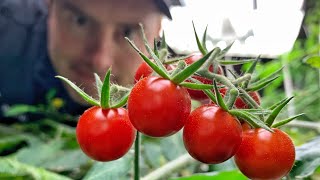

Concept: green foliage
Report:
left=170, top=170, right=247, bottom=180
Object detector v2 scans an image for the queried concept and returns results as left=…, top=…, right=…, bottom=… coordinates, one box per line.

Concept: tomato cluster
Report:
left=58, top=26, right=298, bottom=180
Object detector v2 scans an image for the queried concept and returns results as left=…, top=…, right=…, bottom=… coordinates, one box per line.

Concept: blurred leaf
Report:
left=290, top=137, right=320, bottom=179
left=4, top=105, right=39, bottom=117
left=304, top=56, right=320, bottom=69
left=83, top=153, right=133, bottom=180
left=0, top=158, right=71, bottom=180
left=0, top=135, right=27, bottom=155
left=170, top=170, right=247, bottom=180
left=42, top=150, right=90, bottom=172
left=143, top=142, right=163, bottom=168
left=160, top=132, right=186, bottom=161
left=15, top=140, right=64, bottom=166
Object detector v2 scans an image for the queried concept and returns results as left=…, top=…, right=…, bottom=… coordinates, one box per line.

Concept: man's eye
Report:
left=72, top=15, right=88, bottom=27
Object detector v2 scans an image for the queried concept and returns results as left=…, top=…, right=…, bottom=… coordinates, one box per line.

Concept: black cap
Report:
left=153, top=0, right=183, bottom=20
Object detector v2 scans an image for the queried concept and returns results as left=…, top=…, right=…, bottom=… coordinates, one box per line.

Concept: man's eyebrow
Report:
left=58, top=0, right=91, bottom=18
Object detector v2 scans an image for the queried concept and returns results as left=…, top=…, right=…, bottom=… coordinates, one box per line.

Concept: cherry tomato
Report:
left=183, top=104, right=242, bottom=164
left=185, top=53, right=224, bottom=101
left=234, top=128, right=295, bottom=180
left=128, top=76, right=191, bottom=137
left=76, top=106, right=136, bottom=161
left=134, top=62, right=153, bottom=83
left=219, top=88, right=261, bottom=109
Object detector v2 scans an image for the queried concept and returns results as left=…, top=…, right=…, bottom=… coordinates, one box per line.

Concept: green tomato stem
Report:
left=226, top=88, right=239, bottom=109
left=232, top=74, right=252, bottom=86
left=134, top=131, right=141, bottom=180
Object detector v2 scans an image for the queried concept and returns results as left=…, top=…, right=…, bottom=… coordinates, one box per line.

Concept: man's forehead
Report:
left=58, top=0, right=160, bottom=20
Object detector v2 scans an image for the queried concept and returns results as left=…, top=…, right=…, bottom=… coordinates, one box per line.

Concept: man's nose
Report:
left=86, top=31, right=115, bottom=73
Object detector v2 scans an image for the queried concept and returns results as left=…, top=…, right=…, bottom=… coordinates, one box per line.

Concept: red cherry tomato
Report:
left=128, top=76, right=191, bottom=137
left=185, top=53, right=224, bottom=101
left=219, top=88, right=261, bottom=109
left=235, top=128, right=295, bottom=180
left=76, top=106, right=136, bottom=161
left=134, top=62, right=153, bottom=83
left=183, top=104, right=242, bottom=164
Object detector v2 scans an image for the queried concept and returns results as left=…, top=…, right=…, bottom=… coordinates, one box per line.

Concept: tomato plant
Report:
left=185, top=53, right=224, bottom=101
left=183, top=104, right=242, bottom=164
left=128, top=76, right=191, bottom=137
left=234, top=128, right=295, bottom=180
left=76, top=106, right=136, bottom=161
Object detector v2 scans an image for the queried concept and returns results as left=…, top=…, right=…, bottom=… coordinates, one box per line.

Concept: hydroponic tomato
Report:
left=234, top=128, right=295, bottom=180
left=219, top=88, right=261, bottom=109
left=183, top=104, right=242, bottom=164
left=134, top=62, right=153, bottom=83
left=185, top=53, right=224, bottom=101
left=76, top=106, right=136, bottom=161
left=128, top=76, right=191, bottom=137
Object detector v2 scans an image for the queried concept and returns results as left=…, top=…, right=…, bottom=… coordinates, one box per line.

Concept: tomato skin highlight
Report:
left=183, top=104, right=242, bottom=164
left=184, top=53, right=224, bottom=101
left=76, top=106, right=136, bottom=162
left=234, top=128, right=295, bottom=180
left=128, top=76, right=191, bottom=137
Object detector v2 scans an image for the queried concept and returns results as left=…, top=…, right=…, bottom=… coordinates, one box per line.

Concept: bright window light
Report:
left=162, top=0, right=305, bottom=58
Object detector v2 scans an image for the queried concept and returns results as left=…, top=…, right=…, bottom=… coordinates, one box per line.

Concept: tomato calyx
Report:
left=56, top=68, right=131, bottom=109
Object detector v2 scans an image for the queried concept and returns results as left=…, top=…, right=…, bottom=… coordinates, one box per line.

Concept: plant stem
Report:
left=134, top=131, right=141, bottom=180
left=141, top=153, right=197, bottom=180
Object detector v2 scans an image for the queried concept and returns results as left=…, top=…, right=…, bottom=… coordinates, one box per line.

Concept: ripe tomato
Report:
left=128, top=76, right=191, bottom=137
left=183, top=104, right=242, bottom=164
left=234, top=128, right=295, bottom=180
left=219, top=88, right=261, bottom=109
left=185, top=53, right=224, bottom=101
left=76, top=106, right=136, bottom=161
left=134, top=62, right=153, bottom=83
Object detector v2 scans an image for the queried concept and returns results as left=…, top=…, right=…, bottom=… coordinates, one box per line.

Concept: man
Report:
left=0, top=0, right=181, bottom=120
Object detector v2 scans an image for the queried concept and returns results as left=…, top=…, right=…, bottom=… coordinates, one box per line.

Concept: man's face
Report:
left=47, top=0, right=162, bottom=104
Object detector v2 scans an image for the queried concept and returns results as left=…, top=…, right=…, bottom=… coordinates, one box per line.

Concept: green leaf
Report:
left=42, top=150, right=90, bottom=172
left=192, top=21, right=207, bottom=55
left=94, top=73, right=103, bottom=97
left=216, top=42, right=234, bottom=59
left=125, top=37, right=170, bottom=79
left=143, top=142, right=163, bottom=168
left=179, top=82, right=213, bottom=90
left=139, top=24, right=169, bottom=75
left=272, top=113, right=304, bottom=128
left=170, top=170, right=247, bottom=180
left=55, top=76, right=100, bottom=106
left=0, top=158, right=71, bottom=180
left=4, top=105, right=38, bottom=117
left=217, top=59, right=256, bottom=65
left=171, top=49, right=214, bottom=84
left=160, top=132, right=186, bottom=161
left=201, top=25, right=208, bottom=53
left=290, top=137, right=320, bottom=179
left=229, top=110, right=272, bottom=132
left=214, top=81, right=228, bottom=111
left=83, top=153, right=133, bottom=180
left=161, top=31, right=167, bottom=50
left=265, top=96, right=294, bottom=127
left=111, top=92, right=130, bottom=108
left=100, top=69, right=111, bottom=109
left=246, top=76, right=279, bottom=92
left=154, top=39, right=159, bottom=58
left=304, top=56, right=320, bottom=69
left=0, top=135, right=27, bottom=155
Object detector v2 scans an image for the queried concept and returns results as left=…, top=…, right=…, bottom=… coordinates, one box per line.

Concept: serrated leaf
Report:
left=55, top=76, right=100, bottom=106
left=304, top=56, right=320, bottom=69
left=290, top=137, right=320, bottom=179
left=170, top=170, right=247, bottom=180
left=83, top=153, right=133, bottom=180
left=0, top=158, right=71, bottom=180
